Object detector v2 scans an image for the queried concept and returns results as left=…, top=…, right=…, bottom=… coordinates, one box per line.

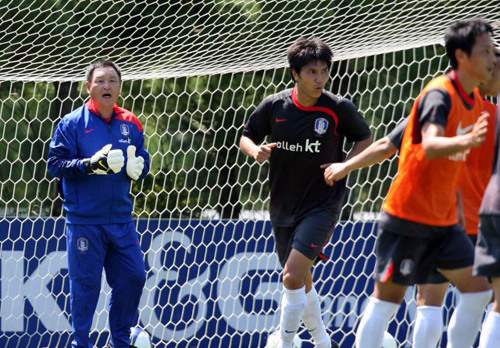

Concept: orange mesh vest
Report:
left=460, top=100, right=496, bottom=234
left=383, top=75, right=483, bottom=226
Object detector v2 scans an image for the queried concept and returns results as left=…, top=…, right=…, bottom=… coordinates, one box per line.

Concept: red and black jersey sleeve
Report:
left=242, top=96, right=273, bottom=144
left=335, top=98, right=371, bottom=142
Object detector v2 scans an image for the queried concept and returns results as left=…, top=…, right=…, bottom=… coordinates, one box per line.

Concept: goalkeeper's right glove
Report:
left=83, top=144, right=125, bottom=175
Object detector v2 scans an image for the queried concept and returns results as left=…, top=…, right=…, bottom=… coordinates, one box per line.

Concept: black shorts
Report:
left=474, top=215, right=500, bottom=277
left=272, top=210, right=336, bottom=267
left=375, top=225, right=475, bottom=286
left=426, top=233, right=478, bottom=284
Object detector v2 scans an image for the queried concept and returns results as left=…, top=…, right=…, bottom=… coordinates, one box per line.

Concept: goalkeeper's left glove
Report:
left=126, top=145, right=145, bottom=180
left=83, top=144, right=124, bottom=175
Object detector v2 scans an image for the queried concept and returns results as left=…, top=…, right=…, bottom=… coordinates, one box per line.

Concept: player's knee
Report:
left=283, top=270, right=306, bottom=290
left=416, top=289, right=446, bottom=307
left=120, top=267, right=146, bottom=288
left=458, top=276, right=491, bottom=293
left=416, top=295, right=443, bottom=307
left=131, top=268, right=146, bottom=288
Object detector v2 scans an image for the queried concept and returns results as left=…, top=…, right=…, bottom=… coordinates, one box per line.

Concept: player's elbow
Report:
left=47, top=157, right=62, bottom=178
left=366, top=138, right=396, bottom=162
left=377, top=138, right=396, bottom=155
left=421, top=141, right=439, bottom=160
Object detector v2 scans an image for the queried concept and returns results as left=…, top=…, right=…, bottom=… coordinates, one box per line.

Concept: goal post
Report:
left=0, top=1, right=499, bottom=347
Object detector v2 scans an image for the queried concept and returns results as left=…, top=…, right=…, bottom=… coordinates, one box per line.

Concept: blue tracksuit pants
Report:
left=66, top=222, right=146, bottom=348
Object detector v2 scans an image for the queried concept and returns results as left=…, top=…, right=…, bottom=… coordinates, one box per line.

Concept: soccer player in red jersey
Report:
left=240, top=38, right=372, bottom=348
left=350, top=19, right=496, bottom=348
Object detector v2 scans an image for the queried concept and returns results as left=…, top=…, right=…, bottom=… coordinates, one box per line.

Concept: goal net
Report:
left=0, top=1, right=499, bottom=347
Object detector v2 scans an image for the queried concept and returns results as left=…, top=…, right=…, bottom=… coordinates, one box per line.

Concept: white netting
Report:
left=0, top=1, right=499, bottom=348
left=0, top=0, right=499, bottom=81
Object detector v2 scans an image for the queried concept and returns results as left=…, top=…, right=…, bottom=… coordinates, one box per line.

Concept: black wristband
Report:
left=82, top=158, right=93, bottom=174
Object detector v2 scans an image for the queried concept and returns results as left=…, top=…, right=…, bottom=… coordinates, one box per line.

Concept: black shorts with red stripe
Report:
left=272, top=210, right=336, bottom=267
left=375, top=224, right=474, bottom=285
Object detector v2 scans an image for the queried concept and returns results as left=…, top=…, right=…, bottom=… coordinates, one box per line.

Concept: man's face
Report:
left=86, top=67, right=121, bottom=107
left=461, top=33, right=497, bottom=83
left=293, top=61, right=329, bottom=100
left=480, top=57, right=500, bottom=97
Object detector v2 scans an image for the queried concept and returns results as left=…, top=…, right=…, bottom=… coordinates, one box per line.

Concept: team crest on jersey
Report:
left=77, top=238, right=89, bottom=252
left=314, top=118, right=329, bottom=135
left=120, top=124, right=130, bottom=136
left=399, top=259, right=414, bottom=276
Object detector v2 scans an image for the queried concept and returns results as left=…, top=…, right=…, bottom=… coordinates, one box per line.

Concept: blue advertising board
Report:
left=0, top=219, right=460, bottom=347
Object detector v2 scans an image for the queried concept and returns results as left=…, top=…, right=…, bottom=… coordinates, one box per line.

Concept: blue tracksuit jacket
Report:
left=48, top=99, right=150, bottom=224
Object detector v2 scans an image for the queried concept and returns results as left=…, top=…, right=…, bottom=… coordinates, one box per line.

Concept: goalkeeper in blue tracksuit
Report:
left=47, top=61, right=150, bottom=348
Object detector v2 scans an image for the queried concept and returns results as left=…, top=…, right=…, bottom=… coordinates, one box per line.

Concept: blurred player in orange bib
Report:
left=410, top=50, right=500, bottom=348
left=323, top=51, right=500, bottom=347
left=353, top=19, right=497, bottom=348
left=323, top=48, right=500, bottom=346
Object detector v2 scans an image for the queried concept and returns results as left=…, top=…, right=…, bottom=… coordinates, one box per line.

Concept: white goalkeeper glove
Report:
left=126, top=145, right=145, bottom=181
left=83, top=144, right=125, bottom=175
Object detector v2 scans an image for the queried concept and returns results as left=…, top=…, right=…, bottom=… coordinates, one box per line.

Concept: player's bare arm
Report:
left=344, top=136, right=373, bottom=162
left=321, top=137, right=397, bottom=186
left=422, top=113, right=489, bottom=159
left=239, top=135, right=277, bottom=163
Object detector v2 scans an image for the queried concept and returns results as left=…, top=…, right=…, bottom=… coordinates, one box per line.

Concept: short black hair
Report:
left=445, top=18, right=493, bottom=69
left=86, top=60, right=122, bottom=82
left=287, top=38, right=333, bottom=82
